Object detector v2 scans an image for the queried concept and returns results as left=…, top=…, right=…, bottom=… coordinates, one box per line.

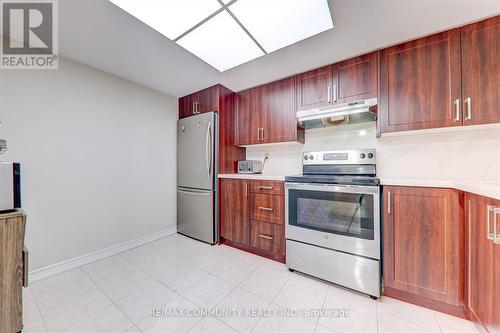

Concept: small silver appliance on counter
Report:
left=237, top=160, right=263, bottom=174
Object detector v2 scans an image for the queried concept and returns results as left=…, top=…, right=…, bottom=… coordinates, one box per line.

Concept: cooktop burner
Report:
left=285, top=174, right=380, bottom=186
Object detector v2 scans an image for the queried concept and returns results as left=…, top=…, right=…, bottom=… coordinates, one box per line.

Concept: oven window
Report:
left=288, top=189, right=375, bottom=240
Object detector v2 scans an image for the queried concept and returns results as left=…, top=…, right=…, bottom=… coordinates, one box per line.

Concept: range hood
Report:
left=297, top=98, right=377, bottom=129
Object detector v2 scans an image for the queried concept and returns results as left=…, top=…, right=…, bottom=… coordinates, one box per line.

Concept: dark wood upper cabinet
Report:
left=466, top=192, right=500, bottom=332
left=334, top=52, right=379, bottom=104
left=383, top=186, right=465, bottom=317
left=235, top=77, right=303, bottom=146
left=461, top=15, right=500, bottom=126
left=220, top=179, right=249, bottom=245
left=379, top=29, right=462, bottom=133
left=179, top=85, right=220, bottom=118
left=235, top=89, right=261, bottom=145
left=179, top=85, right=245, bottom=173
left=261, top=77, right=299, bottom=144
left=296, top=65, right=333, bottom=111
left=178, top=95, right=192, bottom=119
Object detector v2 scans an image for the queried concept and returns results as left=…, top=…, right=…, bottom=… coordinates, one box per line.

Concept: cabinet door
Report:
left=235, top=89, right=261, bottom=145
left=383, top=186, right=464, bottom=310
left=461, top=16, right=500, bottom=126
left=379, top=29, right=462, bottom=133
left=296, top=65, right=333, bottom=111
left=178, top=95, right=193, bottom=119
left=334, top=52, right=378, bottom=104
left=261, top=77, right=297, bottom=143
left=466, top=193, right=495, bottom=330
left=193, top=85, right=219, bottom=114
left=220, top=179, right=249, bottom=245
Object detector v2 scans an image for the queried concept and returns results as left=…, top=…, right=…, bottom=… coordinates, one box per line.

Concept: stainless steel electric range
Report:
left=285, top=149, right=381, bottom=298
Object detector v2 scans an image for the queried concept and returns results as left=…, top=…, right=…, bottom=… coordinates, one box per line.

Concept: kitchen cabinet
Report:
left=379, top=15, right=500, bottom=134
left=220, top=179, right=249, bottom=245
left=235, top=77, right=303, bottom=146
left=379, top=29, right=462, bottom=133
left=383, top=186, right=465, bottom=317
left=220, top=178, right=285, bottom=262
left=335, top=52, right=379, bottom=104
left=0, top=210, right=27, bottom=333
left=461, top=16, right=500, bottom=126
left=179, top=85, right=219, bottom=118
left=296, top=52, right=379, bottom=111
left=296, top=65, right=333, bottom=111
left=466, top=192, right=500, bottom=332
left=179, top=85, right=245, bottom=174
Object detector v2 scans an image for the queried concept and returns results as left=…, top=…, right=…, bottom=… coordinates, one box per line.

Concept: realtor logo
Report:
left=1, top=0, right=58, bottom=69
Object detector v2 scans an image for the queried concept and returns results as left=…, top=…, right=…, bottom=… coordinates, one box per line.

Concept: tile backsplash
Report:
left=245, top=123, right=500, bottom=181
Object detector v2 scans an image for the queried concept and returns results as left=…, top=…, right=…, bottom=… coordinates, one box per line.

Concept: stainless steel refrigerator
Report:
left=177, top=112, right=218, bottom=244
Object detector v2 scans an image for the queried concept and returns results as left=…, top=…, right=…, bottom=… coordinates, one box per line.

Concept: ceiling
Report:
left=58, top=0, right=500, bottom=97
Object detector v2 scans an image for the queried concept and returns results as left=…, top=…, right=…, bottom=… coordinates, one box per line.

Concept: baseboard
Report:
left=29, top=226, right=177, bottom=283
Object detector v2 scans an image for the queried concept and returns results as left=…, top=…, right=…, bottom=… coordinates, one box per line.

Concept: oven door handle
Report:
left=285, top=182, right=379, bottom=195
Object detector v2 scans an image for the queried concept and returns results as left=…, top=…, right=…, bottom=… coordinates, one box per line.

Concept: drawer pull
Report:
left=258, top=234, right=274, bottom=240
left=258, top=207, right=274, bottom=211
left=258, top=186, right=274, bottom=190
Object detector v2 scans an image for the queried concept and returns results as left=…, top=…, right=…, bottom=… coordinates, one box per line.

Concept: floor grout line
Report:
left=26, top=286, right=50, bottom=333
left=81, top=267, right=144, bottom=332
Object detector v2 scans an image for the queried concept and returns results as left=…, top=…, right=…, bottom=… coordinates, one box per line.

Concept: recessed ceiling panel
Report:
left=176, top=10, right=265, bottom=72
left=230, top=0, right=334, bottom=53
left=109, top=0, right=222, bottom=40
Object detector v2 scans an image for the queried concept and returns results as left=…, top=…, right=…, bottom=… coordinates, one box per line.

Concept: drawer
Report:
left=250, top=220, right=284, bottom=257
left=249, top=193, right=284, bottom=224
left=249, top=180, right=284, bottom=196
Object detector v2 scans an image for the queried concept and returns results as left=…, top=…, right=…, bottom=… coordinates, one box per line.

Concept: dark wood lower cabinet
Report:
left=220, top=178, right=285, bottom=263
left=383, top=186, right=466, bottom=318
left=250, top=220, right=285, bottom=262
left=466, top=192, right=500, bottom=332
left=220, top=179, right=249, bottom=245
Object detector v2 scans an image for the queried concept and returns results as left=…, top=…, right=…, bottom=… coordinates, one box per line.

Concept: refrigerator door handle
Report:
left=206, top=121, right=212, bottom=180
left=177, top=188, right=212, bottom=196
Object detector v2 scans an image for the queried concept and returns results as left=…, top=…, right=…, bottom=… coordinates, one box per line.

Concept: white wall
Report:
left=246, top=123, right=500, bottom=182
left=0, top=58, right=178, bottom=270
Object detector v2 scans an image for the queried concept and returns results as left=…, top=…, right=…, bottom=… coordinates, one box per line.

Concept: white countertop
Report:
left=218, top=174, right=286, bottom=181
left=381, top=178, right=500, bottom=201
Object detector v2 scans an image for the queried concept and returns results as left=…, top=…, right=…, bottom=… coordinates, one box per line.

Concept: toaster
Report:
left=238, top=160, right=263, bottom=174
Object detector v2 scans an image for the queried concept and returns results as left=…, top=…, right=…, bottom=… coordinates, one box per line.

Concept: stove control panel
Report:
left=303, top=149, right=376, bottom=165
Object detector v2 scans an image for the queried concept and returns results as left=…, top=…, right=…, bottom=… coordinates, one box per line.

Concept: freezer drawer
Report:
left=177, top=187, right=215, bottom=244
left=286, top=239, right=381, bottom=297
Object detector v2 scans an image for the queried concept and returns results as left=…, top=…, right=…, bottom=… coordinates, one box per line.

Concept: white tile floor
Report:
left=24, top=233, right=479, bottom=333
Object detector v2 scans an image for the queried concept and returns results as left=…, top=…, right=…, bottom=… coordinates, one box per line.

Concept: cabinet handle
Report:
left=387, top=191, right=391, bottom=215
left=258, top=207, right=274, bottom=211
left=494, top=207, right=500, bottom=245
left=465, top=97, right=472, bottom=121
left=258, top=186, right=273, bottom=190
left=333, top=84, right=338, bottom=102
left=23, top=246, right=28, bottom=287
left=245, top=182, right=248, bottom=198
left=487, top=206, right=495, bottom=240
left=453, top=99, right=461, bottom=122
left=261, top=128, right=265, bottom=141
left=258, top=234, right=274, bottom=240
left=327, top=86, right=332, bottom=104
left=192, top=102, right=196, bottom=114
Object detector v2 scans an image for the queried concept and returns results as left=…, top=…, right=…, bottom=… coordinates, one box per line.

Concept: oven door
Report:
left=285, top=182, right=380, bottom=259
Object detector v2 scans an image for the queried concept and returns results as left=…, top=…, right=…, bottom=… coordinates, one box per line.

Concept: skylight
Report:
left=109, top=0, right=334, bottom=72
